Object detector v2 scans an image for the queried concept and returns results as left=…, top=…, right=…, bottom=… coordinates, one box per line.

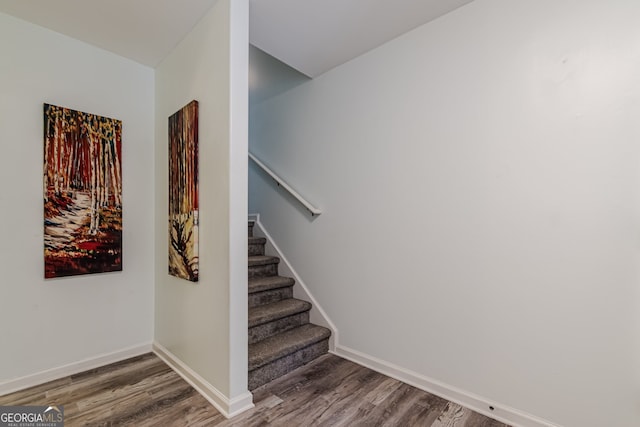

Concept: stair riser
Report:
left=249, top=312, right=309, bottom=345
left=249, top=339, right=330, bottom=390
left=249, top=287, right=293, bottom=308
left=249, top=243, right=265, bottom=256
left=249, top=263, right=278, bottom=279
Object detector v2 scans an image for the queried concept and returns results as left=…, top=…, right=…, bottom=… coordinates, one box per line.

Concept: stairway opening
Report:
left=247, top=220, right=331, bottom=390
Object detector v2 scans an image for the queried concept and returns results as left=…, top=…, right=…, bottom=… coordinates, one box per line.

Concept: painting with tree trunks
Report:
left=43, top=104, right=123, bottom=278
left=168, top=100, right=199, bottom=282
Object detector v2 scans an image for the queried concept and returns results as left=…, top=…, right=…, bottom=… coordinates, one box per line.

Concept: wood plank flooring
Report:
left=0, top=353, right=510, bottom=426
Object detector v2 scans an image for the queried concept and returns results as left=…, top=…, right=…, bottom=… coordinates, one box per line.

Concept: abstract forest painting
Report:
left=44, top=104, right=123, bottom=278
left=168, top=100, right=199, bottom=282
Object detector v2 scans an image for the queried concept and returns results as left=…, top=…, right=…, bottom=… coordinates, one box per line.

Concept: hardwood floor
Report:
left=0, top=353, right=510, bottom=426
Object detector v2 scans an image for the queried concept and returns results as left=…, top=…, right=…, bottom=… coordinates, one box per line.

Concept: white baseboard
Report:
left=152, top=342, right=254, bottom=418
left=0, top=342, right=153, bottom=396
left=333, top=345, right=561, bottom=427
left=249, top=214, right=339, bottom=351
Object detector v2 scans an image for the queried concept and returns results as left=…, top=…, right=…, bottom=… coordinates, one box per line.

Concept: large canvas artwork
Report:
left=168, top=100, right=199, bottom=282
left=44, top=104, right=123, bottom=278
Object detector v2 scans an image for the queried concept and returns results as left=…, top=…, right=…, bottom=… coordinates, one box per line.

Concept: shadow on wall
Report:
left=249, top=45, right=310, bottom=106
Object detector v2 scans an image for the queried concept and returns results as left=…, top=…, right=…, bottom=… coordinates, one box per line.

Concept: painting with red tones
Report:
left=44, top=104, right=123, bottom=278
left=168, top=100, right=199, bottom=282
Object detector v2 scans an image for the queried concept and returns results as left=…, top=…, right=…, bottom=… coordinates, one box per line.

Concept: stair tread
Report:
left=249, top=324, right=331, bottom=371
left=249, top=255, right=280, bottom=266
left=249, top=299, right=311, bottom=327
left=249, top=236, right=266, bottom=244
left=249, top=276, right=295, bottom=294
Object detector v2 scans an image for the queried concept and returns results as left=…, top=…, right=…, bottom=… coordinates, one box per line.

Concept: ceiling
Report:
left=250, top=0, right=474, bottom=77
left=0, top=0, right=473, bottom=76
left=0, top=0, right=219, bottom=68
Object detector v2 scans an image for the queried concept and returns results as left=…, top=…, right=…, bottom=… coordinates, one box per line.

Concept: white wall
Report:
left=228, top=0, right=250, bottom=401
left=249, top=1, right=640, bottom=426
left=155, top=0, right=249, bottom=404
left=0, top=13, right=155, bottom=382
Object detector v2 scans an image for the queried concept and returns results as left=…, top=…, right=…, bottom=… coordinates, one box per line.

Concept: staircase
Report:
left=248, top=221, right=331, bottom=390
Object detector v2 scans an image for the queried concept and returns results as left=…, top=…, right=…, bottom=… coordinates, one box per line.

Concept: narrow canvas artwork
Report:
left=168, top=100, right=199, bottom=282
left=44, top=104, right=123, bottom=278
